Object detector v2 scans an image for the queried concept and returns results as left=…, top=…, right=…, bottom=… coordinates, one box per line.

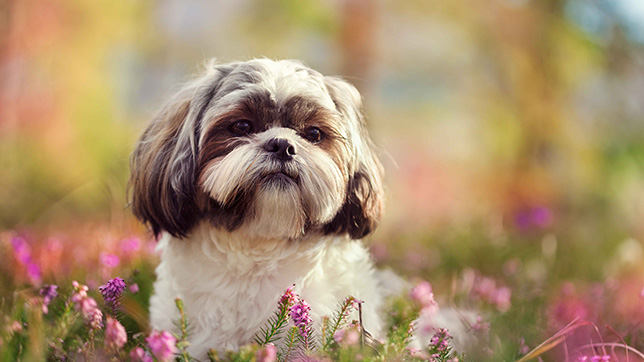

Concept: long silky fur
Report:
left=129, top=59, right=386, bottom=359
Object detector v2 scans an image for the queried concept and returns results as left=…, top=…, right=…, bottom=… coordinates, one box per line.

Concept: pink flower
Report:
left=120, top=237, right=142, bottom=255
left=493, top=286, right=512, bottom=312
left=11, top=321, right=23, bottom=333
left=280, top=285, right=298, bottom=307
left=129, top=283, right=140, bottom=294
left=100, top=253, right=120, bottom=269
left=333, top=323, right=360, bottom=346
left=146, top=330, right=178, bottom=362
left=472, top=315, right=490, bottom=332
left=256, top=343, right=277, bottom=362
left=130, top=347, right=153, bottom=362
left=410, top=281, right=439, bottom=314
left=26, top=262, right=42, bottom=285
left=105, top=317, right=127, bottom=350
left=407, top=347, right=428, bottom=359
left=71, top=281, right=103, bottom=329
left=11, top=236, right=32, bottom=265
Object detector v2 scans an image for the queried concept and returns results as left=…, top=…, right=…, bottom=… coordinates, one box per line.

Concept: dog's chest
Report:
left=149, top=230, right=379, bottom=357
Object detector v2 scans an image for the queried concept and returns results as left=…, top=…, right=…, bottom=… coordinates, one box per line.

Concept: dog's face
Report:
left=130, top=59, right=383, bottom=240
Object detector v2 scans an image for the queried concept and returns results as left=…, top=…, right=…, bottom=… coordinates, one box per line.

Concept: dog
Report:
left=129, top=59, right=386, bottom=358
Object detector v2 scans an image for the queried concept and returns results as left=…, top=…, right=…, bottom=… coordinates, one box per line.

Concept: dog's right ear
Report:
left=129, top=63, right=232, bottom=238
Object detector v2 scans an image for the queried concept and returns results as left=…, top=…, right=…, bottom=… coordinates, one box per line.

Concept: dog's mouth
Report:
left=261, top=169, right=298, bottom=186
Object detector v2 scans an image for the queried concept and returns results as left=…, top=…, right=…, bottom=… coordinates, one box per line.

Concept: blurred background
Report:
left=2, top=0, right=644, bottom=359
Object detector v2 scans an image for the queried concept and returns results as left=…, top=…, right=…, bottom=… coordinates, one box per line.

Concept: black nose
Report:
left=263, top=138, right=297, bottom=161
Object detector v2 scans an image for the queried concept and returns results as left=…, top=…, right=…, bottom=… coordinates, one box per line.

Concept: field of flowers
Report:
left=2, top=0, right=644, bottom=361
left=1, top=210, right=643, bottom=361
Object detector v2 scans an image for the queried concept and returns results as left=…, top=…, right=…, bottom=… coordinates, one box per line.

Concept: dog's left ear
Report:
left=323, top=76, right=385, bottom=239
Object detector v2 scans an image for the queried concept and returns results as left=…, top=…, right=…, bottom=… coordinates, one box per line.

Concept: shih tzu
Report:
left=129, top=59, right=386, bottom=358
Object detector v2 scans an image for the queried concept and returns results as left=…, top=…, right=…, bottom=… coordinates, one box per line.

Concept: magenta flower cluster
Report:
left=429, top=328, right=452, bottom=355
left=290, top=299, right=313, bottom=339
left=99, top=277, right=126, bottom=313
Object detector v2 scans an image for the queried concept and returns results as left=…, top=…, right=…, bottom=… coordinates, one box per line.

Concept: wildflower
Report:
left=120, top=237, right=142, bottom=255
left=471, top=315, right=490, bottom=332
left=280, top=285, right=298, bottom=307
left=11, top=237, right=42, bottom=285
left=429, top=328, right=452, bottom=353
left=99, top=253, right=120, bottom=269
left=333, top=322, right=360, bottom=346
left=407, top=347, right=428, bottom=359
left=515, top=206, right=553, bottom=231
left=89, top=307, right=104, bottom=329
left=11, top=236, right=31, bottom=264
left=26, top=262, right=42, bottom=285
left=410, top=281, right=439, bottom=314
left=130, top=347, right=153, bottom=362
left=146, top=330, right=178, bottom=362
left=105, top=316, right=127, bottom=350
left=71, top=281, right=103, bottom=329
left=343, top=297, right=362, bottom=318
left=519, top=338, right=530, bottom=355
left=290, top=299, right=313, bottom=338
left=11, top=321, right=23, bottom=333
left=256, top=343, right=277, bottom=362
left=39, top=284, right=58, bottom=314
left=99, top=277, right=126, bottom=313
left=129, top=283, right=140, bottom=294
left=493, top=286, right=512, bottom=312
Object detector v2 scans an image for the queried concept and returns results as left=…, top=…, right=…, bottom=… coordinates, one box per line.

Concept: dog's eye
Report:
left=229, top=120, right=252, bottom=136
left=303, top=127, right=323, bottom=144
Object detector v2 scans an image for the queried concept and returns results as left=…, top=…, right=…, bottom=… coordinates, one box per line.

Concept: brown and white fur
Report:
left=129, top=59, right=385, bottom=359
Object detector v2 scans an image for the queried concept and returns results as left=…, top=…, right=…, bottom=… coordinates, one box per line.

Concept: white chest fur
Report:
left=149, top=224, right=383, bottom=359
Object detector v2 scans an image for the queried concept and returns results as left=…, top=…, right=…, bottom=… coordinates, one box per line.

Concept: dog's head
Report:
left=129, top=59, right=383, bottom=240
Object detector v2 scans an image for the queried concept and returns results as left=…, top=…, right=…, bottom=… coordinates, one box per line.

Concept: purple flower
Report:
left=515, top=206, right=553, bottom=231
left=105, top=316, right=127, bottom=350
left=146, top=330, right=178, bottom=362
left=289, top=299, right=313, bottom=338
left=99, top=277, right=126, bottom=313
left=39, top=284, right=58, bottom=314
left=256, top=343, right=277, bottom=362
